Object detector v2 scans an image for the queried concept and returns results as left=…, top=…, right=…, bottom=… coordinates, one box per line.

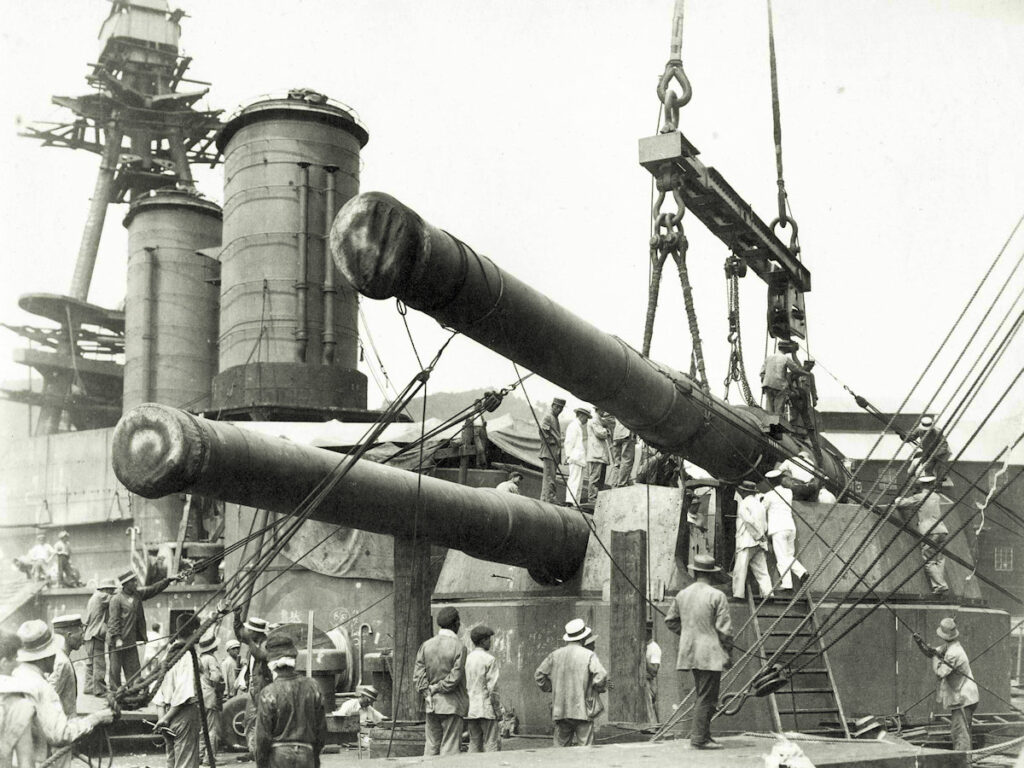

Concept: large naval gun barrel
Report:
left=112, top=403, right=590, bottom=584
left=330, top=192, right=847, bottom=487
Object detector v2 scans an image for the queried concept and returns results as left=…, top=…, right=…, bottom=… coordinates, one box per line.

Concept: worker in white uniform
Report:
left=778, top=450, right=817, bottom=501
left=562, top=408, right=591, bottom=506
left=732, top=481, right=774, bottom=600
left=763, top=469, right=807, bottom=592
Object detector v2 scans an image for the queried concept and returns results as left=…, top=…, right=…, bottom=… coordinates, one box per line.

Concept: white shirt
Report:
left=763, top=486, right=796, bottom=535
left=735, top=493, right=768, bottom=548
left=152, top=650, right=195, bottom=708
left=335, top=698, right=386, bottom=725
left=645, top=641, right=662, bottom=666
left=563, top=420, right=588, bottom=466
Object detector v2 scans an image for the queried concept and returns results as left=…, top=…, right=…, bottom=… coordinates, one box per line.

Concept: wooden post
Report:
left=609, top=529, right=648, bottom=723
left=392, top=535, right=433, bottom=722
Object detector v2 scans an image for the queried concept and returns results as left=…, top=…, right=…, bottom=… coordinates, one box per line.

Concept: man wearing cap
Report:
left=0, top=629, right=36, bottom=768
left=152, top=617, right=200, bottom=768
left=535, top=619, right=608, bottom=747
left=255, top=636, right=326, bottom=768
left=106, top=570, right=176, bottom=690
left=222, top=639, right=242, bottom=699
left=778, top=451, right=818, bottom=502
left=610, top=417, right=636, bottom=488
left=83, top=578, right=116, bottom=696
left=50, top=615, right=85, bottom=716
left=895, top=476, right=950, bottom=598
left=913, top=618, right=978, bottom=752
left=906, top=416, right=952, bottom=483
left=197, top=634, right=223, bottom=764
left=233, top=611, right=272, bottom=755
left=495, top=471, right=523, bottom=494
left=665, top=553, right=732, bottom=749
left=465, top=625, right=500, bottom=752
left=335, top=685, right=385, bottom=726
left=563, top=408, right=591, bottom=505
left=764, top=469, right=807, bottom=593
left=13, top=620, right=114, bottom=763
left=760, top=341, right=808, bottom=417
left=538, top=398, right=565, bottom=503
left=414, top=606, right=468, bottom=756
left=733, top=481, right=774, bottom=600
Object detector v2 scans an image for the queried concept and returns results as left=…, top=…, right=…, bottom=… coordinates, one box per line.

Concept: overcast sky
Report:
left=1, top=1, right=1021, bottom=453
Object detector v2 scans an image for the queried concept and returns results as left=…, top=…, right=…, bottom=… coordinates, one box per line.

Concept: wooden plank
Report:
left=609, top=529, right=647, bottom=723
left=392, top=535, right=433, bottom=722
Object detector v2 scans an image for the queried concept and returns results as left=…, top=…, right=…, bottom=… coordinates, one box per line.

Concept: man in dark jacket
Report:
left=254, top=636, right=326, bottom=768
left=106, top=570, right=175, bottom=690
left=83, top=577, right=116, bottom=695
left=538, top=398, right=565, bottom=503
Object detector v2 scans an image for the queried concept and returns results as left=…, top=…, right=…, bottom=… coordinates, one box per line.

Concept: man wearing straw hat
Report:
left=233, top=612, right=272, bottom=755
left=50, top=615, right=85, bottom=716
left=335, top=684, right=386, bottom=726
left=534, top=618, right=608, bottom=747
left=13, top=620, right=114, bottom=763
left=197, top=633, right=224, bottom=764
left=254, top=636, right=327, bottom=768
left=664, top=553, right=733, bottom=750
left=913, top=617, right=978, bottom=752
left=563, top=407, right=591, bottom=505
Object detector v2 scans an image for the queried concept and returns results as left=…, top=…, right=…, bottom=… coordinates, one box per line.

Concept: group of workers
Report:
left=13, top=531, right=81, bottom=588
left=538, top=398, right=636, bottom=507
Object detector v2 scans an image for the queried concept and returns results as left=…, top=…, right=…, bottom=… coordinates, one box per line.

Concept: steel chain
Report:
left=723, top=258, right=757, bottom=406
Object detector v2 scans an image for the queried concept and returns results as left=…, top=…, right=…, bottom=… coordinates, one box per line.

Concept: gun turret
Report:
left=330, top=192, right=849, bottom=490
left=112, top=403, right=590, bottom=584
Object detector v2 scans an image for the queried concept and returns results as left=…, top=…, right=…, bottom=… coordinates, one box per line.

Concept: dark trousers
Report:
left=109, top=643, right=141, bottom=690
left=690, top=669, right=721, bottom=746
left=84, top=637, right=108, bottom=694
left=268, top=743, right=315, bottom=768
left=540, top=458, right=559, bottom=503
left=162, top=702, right=200, bottom=768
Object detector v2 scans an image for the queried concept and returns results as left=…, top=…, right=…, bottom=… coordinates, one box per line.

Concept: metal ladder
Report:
left=748, top=593, right=851, bottom=737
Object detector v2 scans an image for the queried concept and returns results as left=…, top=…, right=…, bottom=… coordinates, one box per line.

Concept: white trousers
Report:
left=771, top=530, right=807, bottom=589
left=566, top=462, right=586, bottom=505
left=732, top=546, right=774, bottom=599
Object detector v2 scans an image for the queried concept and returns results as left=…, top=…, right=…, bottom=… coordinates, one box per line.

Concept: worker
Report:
left=760, top=340, right=808, bottom=417
left=732, top=480, right=774, bottom=600
left=143, top=622, right=165, bottom=668
left=26, top=533, right=55, bottom=582
left=13, top=621, right=114, bottom=764
left=894, top=476, right=949, bottom=598
left=610, top=417, right=636, bottom=487
left=764, top=469, right=808, bottom=593
left=538, top=397, right=566, bottom=503
left=778, top=450, right=818, bottom=502
left=222, top=639, right=242, bottom=699
left=495, top=471, right=523, bottom=494
left=0, top=630, right=36, bottom=768
left=664, top=554, right=733, bottom=750
left=233, top=612, right=271, bottom=755
left=53, top=532, right=78, bottom=588
left=83, top=578, right=116, bottom=696
left=579, top=632, right=607, bottom=739
left=563, top=407, right=591, bottom=506
left=586, top=408, right=613, bottom=504
left=49, top=616, right=84, bottom=716
left=464, top=624, right=500, bottom=753
left=905, top=416, right=952, bottom=483
left=254, top=637, right=327, bottom=768
left=534, top=618, right=608, bottom=748
left=644, top=620, right=662, bottom=723
left=152, top=619, right=200, bottom=768
left=413, top=606, right=468, bottom=757
left=335, top=685, right=386, bottom=726
left=913, top=618, right=978, bottom=753
left=107, top=570, right=176, bottom=691
left=197, top=633, right=223, bottom=765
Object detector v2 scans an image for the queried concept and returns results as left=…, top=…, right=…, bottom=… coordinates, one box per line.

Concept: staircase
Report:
left=748, top=593, right=851, bottom=737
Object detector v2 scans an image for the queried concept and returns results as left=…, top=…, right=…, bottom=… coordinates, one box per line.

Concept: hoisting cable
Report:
left=766, top=0, right=795, bottom=237
left=723, top=254, right=757, bottom=405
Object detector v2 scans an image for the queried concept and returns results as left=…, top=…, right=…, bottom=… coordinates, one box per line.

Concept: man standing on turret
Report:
left=538, top=398, right=565, bottom=504
left=760, top=340, right=808, bottom=417
left=83, top=578, right=116, bottom=695
left=905, top=416, right=952, bottom=484
left=107, top=570, right=176, bottom=689
left=563, top=407, right=591, bottom=506
left=895, top=476, right=949, bottom=598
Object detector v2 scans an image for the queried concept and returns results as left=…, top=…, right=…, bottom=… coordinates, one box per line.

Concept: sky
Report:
left=0, top=1, right=1022, bottom=455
